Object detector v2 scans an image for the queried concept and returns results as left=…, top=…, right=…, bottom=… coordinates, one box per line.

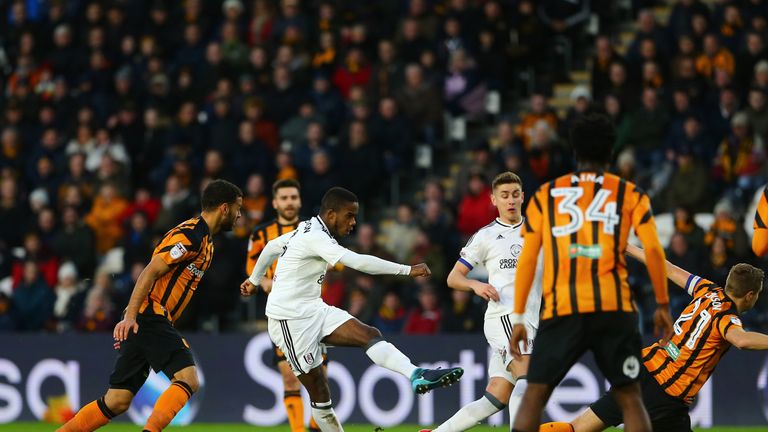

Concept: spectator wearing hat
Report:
left=52, top=262, right=85, bottom=332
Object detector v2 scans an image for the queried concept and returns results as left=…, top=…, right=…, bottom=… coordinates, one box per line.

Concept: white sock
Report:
left=433, top=392, right=504, bottom=432
left=365, top=339, right=418, bottom=378
left=508, top=377, right=527, bottom=425
left=311, top=401, right=343, bottom=432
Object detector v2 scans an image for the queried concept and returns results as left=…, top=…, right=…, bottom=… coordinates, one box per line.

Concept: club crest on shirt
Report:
left=511, top=244, right=522, bottom=257
left=304, top=353, right=314, bottom=364
left=170, top=242, right=188, bottom=259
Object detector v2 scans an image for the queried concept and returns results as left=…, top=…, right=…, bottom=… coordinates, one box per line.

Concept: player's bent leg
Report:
left=511, top=382, right=554, bottom=432
left=56, top=389, right=133, bottom=432
left=279, top=360, right=307, bottom=432
left=297, top=366, right=343, bottom=432
left=610, top=383, right=650, bottom=432
left=143, top=366, right=199, bottom=432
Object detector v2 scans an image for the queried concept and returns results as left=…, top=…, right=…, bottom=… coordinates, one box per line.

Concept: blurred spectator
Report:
left=52, top=262, right=84, bottom=332
left=154, top=175, right=199, bottom=234
left=12, top=232, right=58, bottom=289
left=403, top=283, right=442, bottom=334
left=456, top=173, right=495, bottom=239
left=664, top=145, right=711, bottom=213
left=443, top=49, right=486, bottom=118
left=736, top=32, right=768, bottom=90
left=591, top=36, right=623, bottom=100
left=85, top=183, right=128, bottom=254
left=12, top=261, right=55, bottom=331
left=340, top=121, right=380, bottom=204
left=53, top=206, right=96, bottom=277
left=441, top=290, right=484, bottom=333
left=302, top=151, right=338, bottom=215
left=396, top=64, right=442, bottom=144
left=242, top=174, right=268, bottom=229
left=673, top=206, right=706, bottom=250
left=712, top=112, right=765, bottom=191
left=617, top=88, right=670, bottom=171
left=382, top=204, right=420, bottom=262
left=407, top=230, right=446, bottom=282
left=121, top=211, right=153, bottom=270
left=745, top=88, right=768, bottom=140
left=696, top=33, right=735, bottom=80
left=705, top=236, right=736, bottom=284
left=705, top=200, right=749, bottom=256
left=332, top=48, right=371, bottom=100
left=372, top=290, right=407, bottom=334
left=76, top=270, right=116, bottom=332
left=0, top=177, right=27, bottom=249
left=516, top=93, right=559, bottom=150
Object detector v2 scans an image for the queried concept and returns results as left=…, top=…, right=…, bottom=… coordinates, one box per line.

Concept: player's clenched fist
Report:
left=409, top=263, right=432, bottom=278
left=240, top=279, right=258, bottom=296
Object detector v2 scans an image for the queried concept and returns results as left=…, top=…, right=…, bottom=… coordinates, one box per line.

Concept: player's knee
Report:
left=104, top=392, right=132, bottom=415
left=182, top=375, right=200, bottom=393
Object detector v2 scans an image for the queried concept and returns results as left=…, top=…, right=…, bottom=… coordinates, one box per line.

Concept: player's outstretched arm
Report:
left=337, top=250, right=413, bottom=276
left=626, top=243, right=692, bottom=291
left=446, top=261, right=500, bottom=301
left=114, top=255, right=171, bottom=342
left=726, top=326, right=768, bottom=350
left=242, top=230, right=294, bottom=295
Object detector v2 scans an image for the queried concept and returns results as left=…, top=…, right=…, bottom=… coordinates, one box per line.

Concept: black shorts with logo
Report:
left=109, top=313, right=195, bottom=394
left=527, top=312, right=642, bottom=388
left=591, top=366, right=691, bottom=432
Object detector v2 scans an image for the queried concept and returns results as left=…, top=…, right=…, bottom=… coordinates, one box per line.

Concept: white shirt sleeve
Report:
left=338, top=250, right=411, bottom=275
left=307, top=231, right=349, bottom=266
left=248, top=230, right=294, bottom=285
left=458, top=232, right=486, bottom=270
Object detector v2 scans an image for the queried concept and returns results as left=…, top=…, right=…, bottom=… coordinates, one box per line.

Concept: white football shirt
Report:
left=266, top=216, right=347, bottom=320
left=459, top=218, right=543, bottom=324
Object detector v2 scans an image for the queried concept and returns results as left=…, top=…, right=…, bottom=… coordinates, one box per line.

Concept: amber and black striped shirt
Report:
left=643, top=276, right=742, bottom=404
left=139, top=216, right=214, bottom=323
left=515, top=171, right=669, bottom=319
left=752, top=186, right=768, bottom=256
left=245, top=219, right=300, bottom=278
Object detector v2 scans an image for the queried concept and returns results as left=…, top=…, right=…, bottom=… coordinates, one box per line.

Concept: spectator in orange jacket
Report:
left=85, top=183, right=128, bottom=254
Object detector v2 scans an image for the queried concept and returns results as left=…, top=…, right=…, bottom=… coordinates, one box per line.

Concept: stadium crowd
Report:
left=1, top=0, right=767, bottom=334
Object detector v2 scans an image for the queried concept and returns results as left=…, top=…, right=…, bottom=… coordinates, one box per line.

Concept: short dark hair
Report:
left=272, top=178, right=300, bottom=195
left=725, top=263, right=764, bottom=297
left=201, top=179, right=242, bottom=210
left=492, top=171, right=522, bottom=190
left=320, top=187, right=358, bottom=213
left=570, top=113, right=617, bottom=166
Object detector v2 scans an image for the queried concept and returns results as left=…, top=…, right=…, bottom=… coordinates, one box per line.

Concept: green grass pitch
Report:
left=0, top=424, right=764, bottom=431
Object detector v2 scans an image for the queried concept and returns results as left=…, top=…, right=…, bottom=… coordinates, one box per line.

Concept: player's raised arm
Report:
left=114, top=254, right=171, bottom=342
left=242, top=230, right=295, bottom=295
left=337, top=249, right=417, bottom=276
left=626, top=243, right=692, bottom=292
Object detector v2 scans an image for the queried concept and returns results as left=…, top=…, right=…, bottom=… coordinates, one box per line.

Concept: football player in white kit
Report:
left=241, top=187, right=464, bottom=432
left=423, top=172, right=543, bottom=432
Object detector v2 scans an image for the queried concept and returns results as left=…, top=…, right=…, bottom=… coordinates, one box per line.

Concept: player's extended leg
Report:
left=297, top=366, right=343, bottom=432
left=279, top=358, right=307, bottom=432
left=143, top=366, right=200, bottom=432
left=322, top=317, right=463, bottom=394
left=511, top=382, right=554, bottom=432
left=609, top=383, right=650, bottom=432
left=56, top=389, right=133, bottom=432
left=539, top=407, right=607, bottom=432
left=426, top=377, right=512, bottom=432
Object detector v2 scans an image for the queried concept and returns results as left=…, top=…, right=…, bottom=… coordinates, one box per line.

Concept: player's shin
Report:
left=310, top=400, right=343, bottom=432
left=284, top=390, right=306, bottom=432
left=57, top=398, right=113, bottom=432
left=433, top=392, right=505, bottom=432
left=365, top=338, right=418, bottom=377
left=508, top=376, right=528, bottom=423
left=143, top=381, right=194, bottom=432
